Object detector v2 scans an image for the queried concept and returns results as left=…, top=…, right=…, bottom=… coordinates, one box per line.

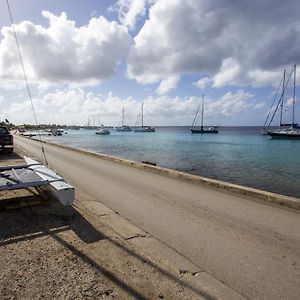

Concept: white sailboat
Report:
left=116, top=107, right=132, bottom=132
left=261, top=68, right=295, bottom=134
left=191, top=95, right=218, bottom=134
left=24, top=157, right=75, bottom=206
left=95, top=124, right=110, bottom=135
left=3, top=0, right=75, bottom=206
left=134, top=102, right=155, bottom=132
left=267, top=65, right=300, bottom=139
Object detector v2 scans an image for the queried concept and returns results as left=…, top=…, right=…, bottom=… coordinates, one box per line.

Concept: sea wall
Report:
left=25, top=135, right=300, bottom=211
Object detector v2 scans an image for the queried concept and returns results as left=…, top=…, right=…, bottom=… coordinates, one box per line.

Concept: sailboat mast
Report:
left=201, top=94, right=204, bottom=130
left=141, top=102, right=144, bottom=127
left=122, top=107, right=124, bottom=127
left=292, top=64, right=296, bottom=126
left=280, top=69, right=286, bottom=126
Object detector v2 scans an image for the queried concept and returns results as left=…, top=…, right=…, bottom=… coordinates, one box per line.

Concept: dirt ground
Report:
left=0, top=153, right=205, bottom=300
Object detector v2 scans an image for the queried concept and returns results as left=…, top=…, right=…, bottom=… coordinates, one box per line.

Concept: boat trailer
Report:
left=0, top=157, right=74, bottom=206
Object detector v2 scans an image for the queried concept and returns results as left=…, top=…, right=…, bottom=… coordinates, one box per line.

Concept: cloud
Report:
left=0, top=11, right=131, bottom=87
left=208, top=90, right=257, bottom=117
left=212, top=58, right=241, bottom=88
left=127, top=0, right=300, bottom=88
left=2, top=88, right=263, bottom=126
left=111, top=0, right=150, bottom=30
left=286, top=97, right=296, bottom=107
left=212, top=58, right=282, bottom=88
left=155, top=76, right=179, bottom=95
left=194, top=77, right=212, bottom=89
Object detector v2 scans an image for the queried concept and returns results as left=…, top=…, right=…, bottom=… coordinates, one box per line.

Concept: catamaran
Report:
left=191, top=95, right=218, bottom=134
left=134, top=102, right=155, bottom=132
left=1, top=0, right=75, bottom=206
left=0, top=156, right=75, bottom=206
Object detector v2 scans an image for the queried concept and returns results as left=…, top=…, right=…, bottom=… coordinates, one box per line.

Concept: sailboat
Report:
left=134, top=102, right=155, bottom=132
left=261, top=69, right=286, bottom=135
left=262, top=68, right=297, bottom=135
left=191, top=95, right=218, bottom=134
left=95, top=124, right=110, bottom=135
left=2, top=0, right=75, bottom=206
left=267, top=65, right=300, bottom=139
left=116, top=107, right=132, bottom=132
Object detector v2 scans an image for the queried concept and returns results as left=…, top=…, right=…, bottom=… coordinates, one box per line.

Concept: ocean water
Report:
left=42, top=127, right=300, bottom=198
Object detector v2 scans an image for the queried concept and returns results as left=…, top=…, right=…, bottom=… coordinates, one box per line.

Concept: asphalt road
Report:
left=15, top=136, right=300, bottom=299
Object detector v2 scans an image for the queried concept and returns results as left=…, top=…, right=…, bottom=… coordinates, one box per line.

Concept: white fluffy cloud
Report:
left=155, top=76, right=179, bottom=95
left=128, top=0, right=300, bottom=88
left=194, top=77, right=212, bottom=89
left=0, top=11, right=131, bottom=87
left=212, top=58, right=282, bottom=88
left=2, top=88, right=263, bottom=126
left=208, top=90, right=259, bottom=117
left=112, top=0, right=149, bottom=30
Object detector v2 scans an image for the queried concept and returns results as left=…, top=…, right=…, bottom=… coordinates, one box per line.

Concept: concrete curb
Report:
left=17, top=135, right=300, bottom=211
left=78, top=198, right=246, bottom=300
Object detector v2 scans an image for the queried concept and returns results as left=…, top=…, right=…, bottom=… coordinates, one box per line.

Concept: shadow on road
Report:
left=0, top=152, right=22, bottom=162
left=0, top=197, right=212, bottom=300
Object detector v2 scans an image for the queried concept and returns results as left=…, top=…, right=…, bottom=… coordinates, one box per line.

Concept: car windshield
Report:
left=0, top=127, right=9, bottom=134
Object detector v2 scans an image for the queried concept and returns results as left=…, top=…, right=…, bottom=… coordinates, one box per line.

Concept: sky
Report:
left=0, top=0, right=300, bottom=126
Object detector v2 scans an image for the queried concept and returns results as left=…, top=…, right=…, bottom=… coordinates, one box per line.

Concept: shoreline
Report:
left=26, top=135, right=300, bottom=211
left=12, top=135, right=300, bottom=299
left=23, top=126, right=300, bottom=199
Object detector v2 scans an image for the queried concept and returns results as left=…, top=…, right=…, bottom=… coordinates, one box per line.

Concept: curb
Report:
left=16, top=135, right=300, bottom=211
left=78, top=197, right=246, bottom=300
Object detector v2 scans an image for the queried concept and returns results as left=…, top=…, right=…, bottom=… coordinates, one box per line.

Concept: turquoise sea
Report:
left=42, top=127, right=300, bottom=198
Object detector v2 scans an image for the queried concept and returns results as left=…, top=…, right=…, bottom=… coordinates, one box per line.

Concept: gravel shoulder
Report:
left=1, top=153, right=231, bottom=300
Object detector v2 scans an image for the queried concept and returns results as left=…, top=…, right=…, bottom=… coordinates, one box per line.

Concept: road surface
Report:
left=15, top=136, right=300, bottom=299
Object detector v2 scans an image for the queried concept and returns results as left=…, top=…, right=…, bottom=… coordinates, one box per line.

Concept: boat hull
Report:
left=95, top=131, right=110, bottom=135
left=191, top=128, right=218, bottom=134
left=134, top=127, right=155, bottom=132
left=116, top=127, right=132, bottom=132
left=267, top=131, right=300, bottom=139
left=95, top=128, right=110, bottom=135
left=24, top=157, right=74, bottom=206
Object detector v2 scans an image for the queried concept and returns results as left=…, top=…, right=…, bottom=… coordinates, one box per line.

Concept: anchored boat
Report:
left=134, top=102, right=155, bottom=132
left=95, top=125, right=110, bottom=135
left=191, top=95, right=218, bottom=134
left=267, top=65, right=300, bottom=139
left=116, top=108, right=132, bottom=132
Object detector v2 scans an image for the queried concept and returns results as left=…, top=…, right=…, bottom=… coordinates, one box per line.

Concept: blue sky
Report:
left=0, top=0, right=299, bottom=126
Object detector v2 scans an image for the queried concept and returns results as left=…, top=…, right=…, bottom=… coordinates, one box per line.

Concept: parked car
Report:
left=0, top=126, right=13, bottom=153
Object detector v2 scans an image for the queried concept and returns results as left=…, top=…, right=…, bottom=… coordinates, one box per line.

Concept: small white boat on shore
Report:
left=21, top=131, right=49, bottom=137
left=0, top=157, right=74, bottom=206
left=24, top=157, right=75, bottom=206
